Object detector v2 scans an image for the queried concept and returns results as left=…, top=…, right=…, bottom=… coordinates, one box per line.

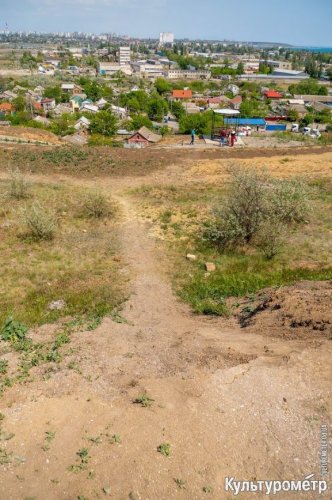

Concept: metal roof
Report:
left=225, top=118, right=266, bottom=126
left=213, top=109, right=240, bottom=115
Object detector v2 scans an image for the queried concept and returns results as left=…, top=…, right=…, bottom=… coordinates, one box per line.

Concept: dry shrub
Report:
left=8, top=167, right=31, bottom=200
left=82, top=191, right=112, bottom=218
left=204, top=167, right=309, bottom=258
left=21, top=202, right=57, bottom=240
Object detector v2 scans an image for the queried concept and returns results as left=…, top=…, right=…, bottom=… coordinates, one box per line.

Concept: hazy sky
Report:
left=1, top=0, right=332, bottom=46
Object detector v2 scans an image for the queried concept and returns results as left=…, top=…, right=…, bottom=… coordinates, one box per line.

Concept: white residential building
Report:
left=132, top=62, right=164, bottom=78
left=119, top=46, right=131, bottom=66
left=98, top=62, right=132, bottom=76
left=166, top=69, right=211, bottom=80
left=159, top=32, right=174, bottom=45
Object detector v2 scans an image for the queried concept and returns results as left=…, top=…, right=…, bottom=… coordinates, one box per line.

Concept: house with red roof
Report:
left=264, top=90, right=283, bottom=99
left=0, top=102, right=13, bottom=115
left=229, top=95, right=243, bottom=110
left=172, top=89, right=193, bottom=101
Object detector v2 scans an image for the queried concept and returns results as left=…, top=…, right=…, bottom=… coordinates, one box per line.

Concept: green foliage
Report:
left=287, top=108, right=299, bottom=122
left=155, top=78, right=172, bottom=95
left=69, top=448, right=91, bottom=473
left=20, top=51, right=37, bottom=71
left=240, top=99, right=268, bottom=118
left=42, top=148, right=88, bottom=164
left=87, top=134, right=121, bottom=147
left=1, top=317, right=28, bottom=343
left=181, top=262, right=332, bottom=316
left=304, top=56, right=322, bottom=78
left=8, top=111, right=30, bottom=126
left=159, top=125, right=172, bottom=136
left=134, top=393, right=154, bottom=407
left=236, top=62, right=244, bottom=74
left=171, top=101, right=185, bottom=120
left=288, top=79, right=328, bottom=96
left=43, top=86, right=61, bottom=103
left=147, top=97, right=168, bottom=122
left=12, top=95, right=26, bottom=113
left=50, top=114, right=75, bottom=136
left=21, top=202, right=57, bottom=241
left=259, top=62, right=272, bottom=74
left=90, top=111, right=118, bottom=137
left=119, top=90, right=149, bottom=113
left=179, top=112, right=212, bottom=135
left=82, top=80, right=103, bottom=101
left=157, top=443, right=171, bottom=457
left=124, top=113, right=153, bottom=131
left=0, top=360, right=8, bottom=375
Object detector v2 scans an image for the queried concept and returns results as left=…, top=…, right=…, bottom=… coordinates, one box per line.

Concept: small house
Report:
left=0, top=103, right=13, bottom=115
left=61, top=83, right=83, bottom=95
left=264, top=90, right=283, bottom=100
left=74, top=116, right=91, bottom=131
left=127, top=126, right=162, bottom=148
left=80, top=103, right=99, bottom=114
left=70, top=95, right=83, bottom=112
left=227, top=84, right=240, bottom=96
left=172, top=89, right=193, bottom=101
left=41, top=98, right=56, bottom=112
left=229, top=95, right=242, bottom=110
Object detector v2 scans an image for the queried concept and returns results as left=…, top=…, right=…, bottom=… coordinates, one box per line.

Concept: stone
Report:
left=205, top=262, right=216, bottom=272
left=48, top=299, right=66, bottom=311
left=186, top=254, right=197, bottom=261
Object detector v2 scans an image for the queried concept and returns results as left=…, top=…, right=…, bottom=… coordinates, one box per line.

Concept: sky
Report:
left=1, top=0, right=332, bottom=46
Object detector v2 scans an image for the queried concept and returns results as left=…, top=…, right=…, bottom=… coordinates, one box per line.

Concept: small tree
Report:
left=203, top=167, right=309, bottom=258
left=90, top=111, right=118, bottom=137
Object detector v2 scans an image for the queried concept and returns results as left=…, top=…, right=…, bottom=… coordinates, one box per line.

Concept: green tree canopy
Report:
left=90, top=111, right=118, bottom=136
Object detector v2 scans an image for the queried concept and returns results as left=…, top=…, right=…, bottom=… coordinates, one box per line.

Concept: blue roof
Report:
left=225, top=118, right=266, bottom=126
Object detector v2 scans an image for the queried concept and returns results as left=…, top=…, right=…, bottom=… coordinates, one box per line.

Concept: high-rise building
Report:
left=119, top=46, right=131, bottom=66
left=159, top=32, right=174, bottom=45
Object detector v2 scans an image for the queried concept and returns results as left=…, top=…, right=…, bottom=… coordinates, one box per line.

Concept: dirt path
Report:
left=0, top=174, right=331, bottom=499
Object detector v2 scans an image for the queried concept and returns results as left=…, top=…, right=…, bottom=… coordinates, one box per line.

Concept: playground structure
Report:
left=211, top=109, right=273, bottom=141
left=210, top=109, right=240, bottom=140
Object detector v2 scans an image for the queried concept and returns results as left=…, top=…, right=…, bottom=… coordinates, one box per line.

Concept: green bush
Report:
left=1, top=317, right=28, bottom=343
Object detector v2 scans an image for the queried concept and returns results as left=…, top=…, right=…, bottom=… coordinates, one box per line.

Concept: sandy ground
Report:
left=0, top=149, right=331, bottom=499
left=0, top=127, right=61, bottom=145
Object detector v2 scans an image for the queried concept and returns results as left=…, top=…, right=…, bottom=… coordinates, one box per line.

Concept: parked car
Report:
left=302, top=127, right=321, bottom=138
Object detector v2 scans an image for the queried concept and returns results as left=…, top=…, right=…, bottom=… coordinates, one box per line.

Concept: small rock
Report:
left=186, top=254, right=196, bottom=261
left=48, top=299, right=66, bottom=311
left=205, top=262, right=216, bottom=272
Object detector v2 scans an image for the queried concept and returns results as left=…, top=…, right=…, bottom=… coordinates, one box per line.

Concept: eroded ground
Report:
left=0, top=146, right=331, bottom=499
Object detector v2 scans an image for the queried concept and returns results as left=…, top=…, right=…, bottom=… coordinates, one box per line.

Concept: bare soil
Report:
left=0, top=148, right=331, bottom=499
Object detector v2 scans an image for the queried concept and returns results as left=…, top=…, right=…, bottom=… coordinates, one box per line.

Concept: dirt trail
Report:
left=0, top=175, right=331, bottom=499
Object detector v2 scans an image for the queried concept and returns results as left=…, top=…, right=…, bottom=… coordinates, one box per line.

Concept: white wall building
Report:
left=119, top=46, right=131, bottom=66
left=159, top=32, right=174, bottom=45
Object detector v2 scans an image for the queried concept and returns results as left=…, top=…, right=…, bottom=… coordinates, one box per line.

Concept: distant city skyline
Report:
left=1, top=0, right=332, bottom=47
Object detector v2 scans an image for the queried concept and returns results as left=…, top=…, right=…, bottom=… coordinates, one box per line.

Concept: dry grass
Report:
left=0, top=177, right=126, bottom=326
